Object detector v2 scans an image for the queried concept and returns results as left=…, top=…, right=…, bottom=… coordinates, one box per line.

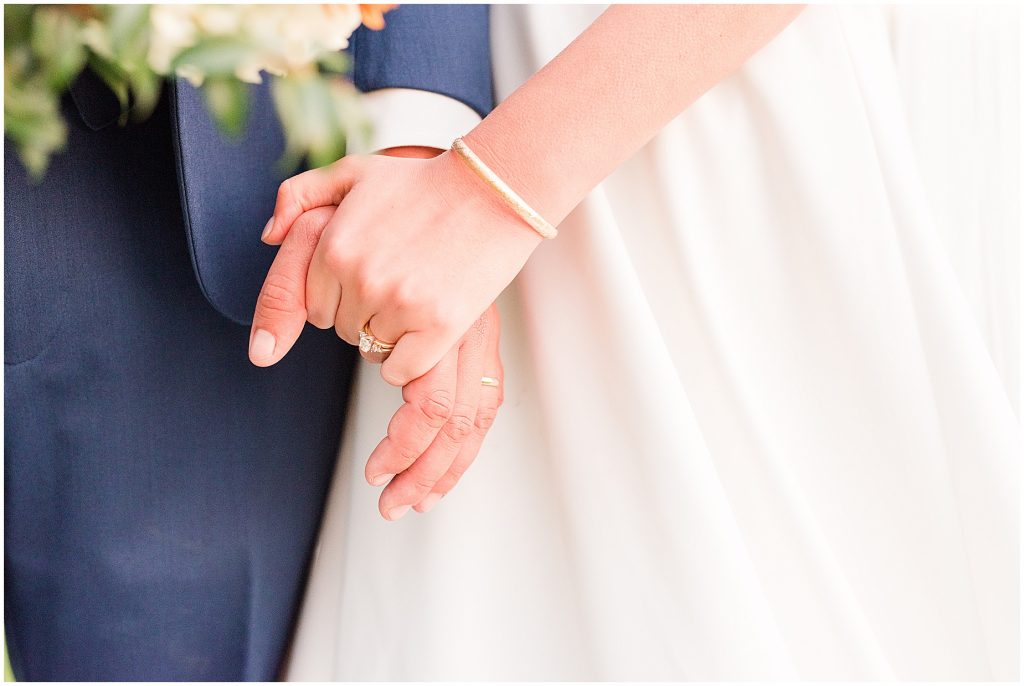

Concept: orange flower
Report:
left=358, top=4, right=397, bottom=30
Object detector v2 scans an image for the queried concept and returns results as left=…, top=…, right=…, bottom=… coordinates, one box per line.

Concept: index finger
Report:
left=261, top=156, right=363, bottom=246
left=363, top=348, right=459, bottom=489
left=378, top=325, right=486, bottom=519
left=249, top=205, right=336, bottom=367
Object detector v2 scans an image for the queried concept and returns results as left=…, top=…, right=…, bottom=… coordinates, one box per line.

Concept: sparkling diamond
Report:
left=359, top=335, right=372, bottom=353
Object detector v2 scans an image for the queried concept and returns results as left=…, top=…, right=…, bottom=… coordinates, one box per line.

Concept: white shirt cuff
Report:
left=349, top=88, right=483, bottom=154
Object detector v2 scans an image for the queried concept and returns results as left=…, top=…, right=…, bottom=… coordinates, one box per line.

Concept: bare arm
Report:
left=257, top=5, right=805, bottom=387
left=466, top=4, right=804, bottom=225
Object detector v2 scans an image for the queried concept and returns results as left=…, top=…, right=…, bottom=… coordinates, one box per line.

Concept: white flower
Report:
left=234, top=62, right=265, bottom=85
left=175, top=64, right=205, bottom=87
left=193, top=6, right=239, bottom=35
left=148, top=5, right=199, bottom=73
left=148, top=4, right=365, bottom=81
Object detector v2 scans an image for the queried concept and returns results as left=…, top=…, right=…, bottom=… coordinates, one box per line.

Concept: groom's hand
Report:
left=249, top=205, right=337, bottom=365
left=366, top=302, right=503, bottom=521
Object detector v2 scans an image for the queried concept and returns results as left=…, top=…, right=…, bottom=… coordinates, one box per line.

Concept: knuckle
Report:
left=392, top=439, right=421, bottom=469
left=441, top=410, right=474, bottom=443
left=256, top=274, right=302, bottom=318
left=351, top=261, right=378, bottom=295
left=412, top=476, right=437, bottom=493
left=392, top=277, right=419, bottom=310
left=322, top=244, right=351, bottom=276
left=421, top=300, right=452, bottom=332
left=359, top=273, right=384, bottom=303
left=417, top=389, right=453, bottom=426
left=475, top=405, right=499, bottom=432
left=277, top=177, right=303, bottom=215
left=276, top=178, right=292, bottom=205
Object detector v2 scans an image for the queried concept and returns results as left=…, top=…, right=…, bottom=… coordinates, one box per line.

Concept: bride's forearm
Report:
left=258, top=6, right=803, bottom=388
left=463, top=4, right=804, bottom=225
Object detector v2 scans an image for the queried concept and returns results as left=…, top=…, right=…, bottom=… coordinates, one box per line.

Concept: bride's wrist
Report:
left=451, top=138, right=558, bottom=240
left=435, top=147, right=545, bottom=249
left=460, top=128, right=570, bottom=228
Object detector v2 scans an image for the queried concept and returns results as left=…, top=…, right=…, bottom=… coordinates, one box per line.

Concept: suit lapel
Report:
left=168, top=78, right=296, bottom=325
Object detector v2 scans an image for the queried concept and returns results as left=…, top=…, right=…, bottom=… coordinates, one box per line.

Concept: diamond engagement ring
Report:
left=358, top=324, right=395, bottom=360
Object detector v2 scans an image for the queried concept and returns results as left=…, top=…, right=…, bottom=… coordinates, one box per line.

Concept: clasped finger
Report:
left=376, top=326, right=486, bottom=520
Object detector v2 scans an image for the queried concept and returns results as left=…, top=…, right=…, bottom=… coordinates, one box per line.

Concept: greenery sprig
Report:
left=4, top=4, right=393, bottom=179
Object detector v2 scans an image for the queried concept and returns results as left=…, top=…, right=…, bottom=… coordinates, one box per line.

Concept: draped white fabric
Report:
left=285, top=5, right=1020, bottom=680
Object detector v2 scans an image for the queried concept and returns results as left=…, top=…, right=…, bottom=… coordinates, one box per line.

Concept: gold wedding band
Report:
left=358, top=323, right=395, bottom=357
left=481, top=376, right=501, bottom=387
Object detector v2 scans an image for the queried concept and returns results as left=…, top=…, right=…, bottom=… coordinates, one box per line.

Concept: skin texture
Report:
left=251, top=5, right=804, bottom=518
left=465, top=4, right=806, bottom=224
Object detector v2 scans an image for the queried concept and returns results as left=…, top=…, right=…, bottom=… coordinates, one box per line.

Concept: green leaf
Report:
left=127, top=69, right=162, bottom=123
left=270, top=72, right=367, bottom=173
left=307, top=82, right=348, bottom=169
left=4, top=78, right=67, bottom=180
left=104, top=4, right=151, bottom=61
left=202, top=77, right=250, bottom=138
left=270, top=75, right=308, bottom=173
left=317, top=51, right=350, bottom=75
left=4, top=4, right=34, bottom=48
left=30, top=7, right=87, bottom=90
left=329, top=80, right=371, bottom=152
left=172, top=37, right=258, bottom=80
left=3, top=5, right=370, bottom=180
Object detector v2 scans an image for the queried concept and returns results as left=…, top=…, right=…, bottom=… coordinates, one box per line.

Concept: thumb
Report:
left=380, top=329, right=464, bottom=387
left=249, top=206, right=336, bottom=366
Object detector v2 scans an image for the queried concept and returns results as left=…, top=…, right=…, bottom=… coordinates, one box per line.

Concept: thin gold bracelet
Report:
left=451, top=137, right=558, bottom=240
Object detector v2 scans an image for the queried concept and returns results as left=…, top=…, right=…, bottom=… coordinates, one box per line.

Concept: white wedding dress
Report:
left=285, top=5, right=1020, bottom=680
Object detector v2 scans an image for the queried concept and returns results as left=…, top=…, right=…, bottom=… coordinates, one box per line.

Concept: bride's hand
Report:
left=256, top=151, right=540, bottom=386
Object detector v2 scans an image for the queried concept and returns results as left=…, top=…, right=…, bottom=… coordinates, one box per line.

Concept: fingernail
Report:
left=261, top=217, right=274, bottom=242
left=369, top=473, right=394, bottom=486
left=386, top=505, right=411, bottom=521
left=249, top=328, right=276, bottom=363
left=417, top=492, right=442, bottom=513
